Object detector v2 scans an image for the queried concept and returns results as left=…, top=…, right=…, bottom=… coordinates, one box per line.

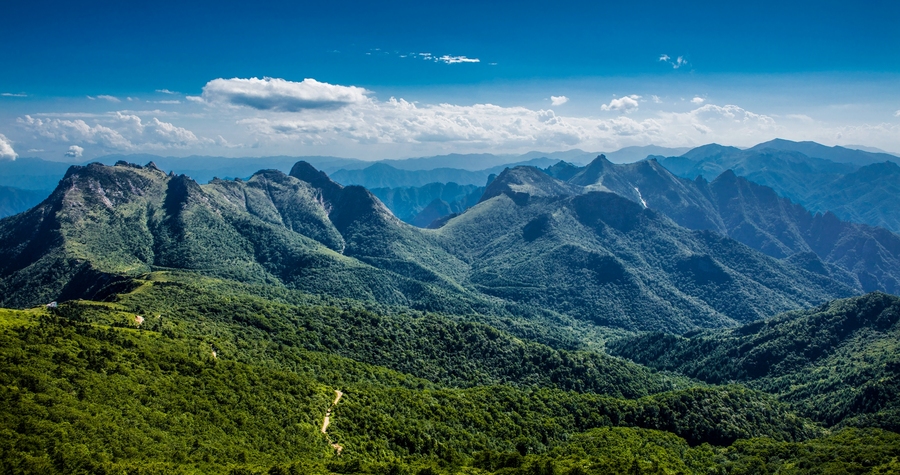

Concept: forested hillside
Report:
left=609, top=292, right=900, bottom=431
left=4, top=276, right=898, bottom=474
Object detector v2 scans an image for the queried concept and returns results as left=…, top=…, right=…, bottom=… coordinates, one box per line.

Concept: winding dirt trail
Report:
left=321, top=389, right=344, bottom=454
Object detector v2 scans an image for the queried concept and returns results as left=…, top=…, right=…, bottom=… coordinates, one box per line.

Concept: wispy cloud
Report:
left=87, top=95, right=122, bottom=102
left=65, top=145, right=84, bottom=158
left=152, top=100, right=182, bottom=104
left=895, top=110, right=900, bottom=117
left=651, top=95, right=663, bottom=104
left=551, top=96, right=569, bottom=106
left=156, top=89, right=178, bottom=95
left=1, top=92, right=27, bottom=97
left=691, top=97, right=705, bottom=104
left=601, top=95, right=641, bottom=113
left=404, top=52, right=481, bottom=65
left=0, top=134, right=17, bottom=160
left=199, top=77, right=370, bottom=111
left=436, top=55, right=479, bottom=64
left=659, top=54, right=688, bottom=69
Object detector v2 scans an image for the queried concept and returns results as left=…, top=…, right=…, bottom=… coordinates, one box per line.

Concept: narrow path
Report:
left=321, top=389, right=344, bottom=454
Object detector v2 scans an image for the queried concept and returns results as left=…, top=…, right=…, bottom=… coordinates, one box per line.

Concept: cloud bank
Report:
left=19, top=112, right=204, bottom=151
left=0, top=134, right=17, bottom=160
left=200, top=77, right=371, bottom=111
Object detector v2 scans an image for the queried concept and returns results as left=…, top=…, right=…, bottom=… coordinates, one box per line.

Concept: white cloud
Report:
left=659, top=54, right=688, bottom=69
left=156, top=89, right=178, bottom=95
left=2, top=92, right=27, bottom=97
left=651, top=95, right=663, bottom=104
left=186, top=96, right=204, bottom=103
left=691, top=97, right=705, bottom=104
left=65, top=145, right=84, bottom=158
left=601, top=95, right=641, bottom=113
left=436, top=55, right=479, bottom=64
left=87, top=95, right=121, bottom=103
left=18, top=112, right=205, bottom=151
left=152, top=100, right=182, bottom=104
left=895, top=110, right=900, bottom=117
left=200, top=77, right=370, bottom=111
left=0, top=134, right=17, bottom=160
left=551, top=96, right=569, bottom=106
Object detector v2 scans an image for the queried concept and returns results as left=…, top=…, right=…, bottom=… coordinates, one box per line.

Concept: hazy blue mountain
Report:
left=330, top=163, right=491, bottom=188
left=748, top=138, right=898, bottom=167
left=658, top=141, right=900, bottom=232
left=369, top=182, right=484, bottom=225
left=0, top=156, right=78, bottom=190
left=803, top=161, right=900, bottom=233
left=601, top=145, right=692, bottom=164
left=0, top=185, right=51, bottom=218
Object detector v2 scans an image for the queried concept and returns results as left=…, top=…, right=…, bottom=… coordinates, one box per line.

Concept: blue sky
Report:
left=2, top=0, right=899, bottom=161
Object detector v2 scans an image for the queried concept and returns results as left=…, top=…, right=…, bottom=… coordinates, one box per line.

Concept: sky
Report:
left=1, top=0, right=899, bottom=162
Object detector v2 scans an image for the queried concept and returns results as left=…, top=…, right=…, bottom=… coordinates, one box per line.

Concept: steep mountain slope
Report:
left=0, top=159, right=865, bottom=334
left=0, top=161, right=482, bottom=312
left=435, top=166, right=854, bottom=332
left=608, top=292, right=900, bottom=431
left=567, top=155, right=900, bottom=294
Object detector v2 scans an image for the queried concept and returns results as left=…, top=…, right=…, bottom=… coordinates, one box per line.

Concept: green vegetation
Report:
left=609, top=292, right=900, bottom=431
left=0, top=161, right=860, bottom=333
left=1, top=292, right=898, bottom=474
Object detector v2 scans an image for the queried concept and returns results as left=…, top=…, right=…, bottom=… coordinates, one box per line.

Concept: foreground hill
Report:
left=609, top=292, right=900, bottom=432
left=6, top=276, right=898, bottom=474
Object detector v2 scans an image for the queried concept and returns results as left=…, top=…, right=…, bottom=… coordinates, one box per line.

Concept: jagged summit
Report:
left=480, top=165, right=578, bottom=204
left=289, top=160, right=344, bottom=203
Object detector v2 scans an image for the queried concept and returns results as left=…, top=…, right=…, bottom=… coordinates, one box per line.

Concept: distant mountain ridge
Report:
left=0, top=185, right=50, bottom=219
left=661, top=140, right=900, bottom=232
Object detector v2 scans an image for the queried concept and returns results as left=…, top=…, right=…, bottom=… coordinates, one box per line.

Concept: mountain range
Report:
left=2, top=145, right=900, bottom=473
left=0, top=158, right=868, bottom=334
left=660, top=139, right=900, bottom=232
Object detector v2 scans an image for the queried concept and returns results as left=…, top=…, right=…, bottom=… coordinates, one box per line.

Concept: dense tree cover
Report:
left=608, top=292, right=900, bottom=430
left=6, top=301, right=890, bottom=475
left=58, top=273, right=687, bottom=397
